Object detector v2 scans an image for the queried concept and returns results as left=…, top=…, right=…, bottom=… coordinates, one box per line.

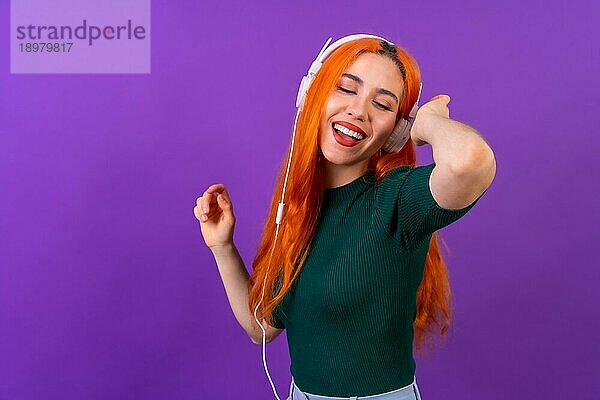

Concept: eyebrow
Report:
left=341, top=73, right=399, bottom=104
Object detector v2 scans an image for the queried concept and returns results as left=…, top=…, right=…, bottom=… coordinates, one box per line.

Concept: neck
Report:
left=323, top=159, right=370, bottom=189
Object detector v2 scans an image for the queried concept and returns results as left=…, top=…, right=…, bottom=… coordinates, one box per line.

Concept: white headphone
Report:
left=295, top=33, right=423, bottom=153
left=253, top=34, right=422, bottom=400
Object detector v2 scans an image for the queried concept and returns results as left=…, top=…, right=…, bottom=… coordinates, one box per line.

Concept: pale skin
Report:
left=194, top=188, right=283, bottom=344
left=195, top=52, right=496, bottom=345
left=320, top=53, right=496, bottom=207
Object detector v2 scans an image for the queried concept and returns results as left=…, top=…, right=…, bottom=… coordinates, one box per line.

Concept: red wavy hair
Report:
left=248, top=37, right=454, bottom=355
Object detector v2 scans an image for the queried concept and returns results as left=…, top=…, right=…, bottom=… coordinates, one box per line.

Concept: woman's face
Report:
left=319, top=52, right=405, bottom=168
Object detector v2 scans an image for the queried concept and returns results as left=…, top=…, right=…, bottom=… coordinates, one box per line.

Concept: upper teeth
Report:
left=334, top=123, right=364, bottom=140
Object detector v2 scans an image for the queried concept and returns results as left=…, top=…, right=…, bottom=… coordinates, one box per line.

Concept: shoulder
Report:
left=375, top=164, right=434, bottom=197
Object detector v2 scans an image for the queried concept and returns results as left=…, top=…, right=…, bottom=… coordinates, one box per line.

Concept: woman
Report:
left=195, top=35, right=496, bottom=400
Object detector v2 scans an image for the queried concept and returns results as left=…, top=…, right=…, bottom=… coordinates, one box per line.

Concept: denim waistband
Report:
left=288, top=376, right=422, bottom=400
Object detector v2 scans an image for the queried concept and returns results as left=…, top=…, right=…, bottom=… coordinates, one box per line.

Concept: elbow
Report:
left=250, top=332, right=271, bottom=345
left=249, top=329, right=261, bottom=345
left=248, top=317, right=284, bottom=345
left=251, top=334, right=261, bottom=345
left=454, top=142, right=496, bottom=187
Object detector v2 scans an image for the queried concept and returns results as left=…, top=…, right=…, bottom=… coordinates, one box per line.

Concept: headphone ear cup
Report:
left=382, top=118, right=411, bottom=152
left=381, top=94, right=421, bottom=152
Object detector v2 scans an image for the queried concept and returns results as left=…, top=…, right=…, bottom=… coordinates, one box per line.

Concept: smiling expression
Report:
left=319, top=52, right=405, bottom=169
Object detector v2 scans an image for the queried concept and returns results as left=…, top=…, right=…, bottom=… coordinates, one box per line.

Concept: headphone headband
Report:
left=296, top=33, right=396, bottom=109
left=295, top=33, right=423, bottom=153
left=318, top=34, right=394, bottom=63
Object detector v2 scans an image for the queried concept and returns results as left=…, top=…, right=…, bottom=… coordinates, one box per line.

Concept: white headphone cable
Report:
left=253, top=105, right=301, bottom=400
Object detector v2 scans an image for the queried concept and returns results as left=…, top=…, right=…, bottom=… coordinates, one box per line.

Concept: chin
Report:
left=321, top=150, right=359, bottom=166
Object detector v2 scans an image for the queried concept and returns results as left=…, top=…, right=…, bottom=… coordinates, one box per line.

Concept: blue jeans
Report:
left=286, top=376, right=422, bottom=400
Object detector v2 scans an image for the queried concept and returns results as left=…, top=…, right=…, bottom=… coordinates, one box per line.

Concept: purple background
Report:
left=1, top=1, right=598, bottom=399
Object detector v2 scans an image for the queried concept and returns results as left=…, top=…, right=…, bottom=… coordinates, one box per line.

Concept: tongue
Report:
left=335, top=128, right=359, bottom=142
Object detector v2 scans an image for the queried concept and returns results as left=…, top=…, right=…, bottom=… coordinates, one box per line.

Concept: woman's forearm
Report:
left=211, top=243, right=282, bottom=344
left=211, top=243, right=267, bottom=343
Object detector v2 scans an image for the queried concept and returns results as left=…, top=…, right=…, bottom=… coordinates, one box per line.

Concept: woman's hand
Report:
left=194, top=184, right=236, bottom=251
left=411, top=94, right=451, bottom=146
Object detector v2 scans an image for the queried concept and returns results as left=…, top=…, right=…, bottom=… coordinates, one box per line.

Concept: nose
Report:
left=346, top=95, right=369, bottom=122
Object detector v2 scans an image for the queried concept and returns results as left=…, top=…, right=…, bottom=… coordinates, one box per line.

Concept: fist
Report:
left=419, top=94, right=451, bottom=119
left=411, top=94, right=451, bottom=146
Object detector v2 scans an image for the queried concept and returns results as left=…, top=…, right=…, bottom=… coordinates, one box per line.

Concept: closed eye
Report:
left=374, top=102, right=392, bottom=111
left=337, top=86, right=355, bottom=94
left=336, top=86, right=392, bottom=112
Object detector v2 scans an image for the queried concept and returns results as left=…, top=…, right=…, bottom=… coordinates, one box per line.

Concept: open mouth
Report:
left=331, top=122, right=366, bottom=142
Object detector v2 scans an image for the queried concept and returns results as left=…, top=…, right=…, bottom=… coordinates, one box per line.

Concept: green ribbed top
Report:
left=272, top=163, right=484, bottom=397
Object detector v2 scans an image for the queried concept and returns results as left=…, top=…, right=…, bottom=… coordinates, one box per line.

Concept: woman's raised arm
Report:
left=411, top=94, right=496, bottom=209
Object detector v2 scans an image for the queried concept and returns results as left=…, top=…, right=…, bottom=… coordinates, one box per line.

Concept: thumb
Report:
left=217, top=194, right=236, bottom=224
left=217, top=193, right=233, bottom=213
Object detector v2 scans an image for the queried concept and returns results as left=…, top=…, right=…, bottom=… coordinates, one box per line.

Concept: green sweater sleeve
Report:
left=376, top=163, right=485, bottom=249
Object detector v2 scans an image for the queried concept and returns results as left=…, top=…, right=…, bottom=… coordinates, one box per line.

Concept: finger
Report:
left=204, top=184, right=226, bottom=196
left=201, top=191, right=218, bottom=215
left=196, top=203, right=219, bottom=223
left=216, top=191, right=233, bottom=212
left=196, top=196, right=211, bottom=219
left=207, top=184, right=232, bottom=204
left=202, top=184, right=229, bottom=213
left=205, top=196, right=228, bottom=219
left=216, top=193, right=235, bottom=223
left=194, top=196, right=213, bottom=222
left=193, top=205, right=204, bottom=222
left=209, top=189, right=234, bottom=213
left=216, top=188, right=233, bottom=209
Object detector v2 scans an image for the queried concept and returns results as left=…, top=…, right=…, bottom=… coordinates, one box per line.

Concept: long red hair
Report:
left=248, top=38, right=454, bottom=354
